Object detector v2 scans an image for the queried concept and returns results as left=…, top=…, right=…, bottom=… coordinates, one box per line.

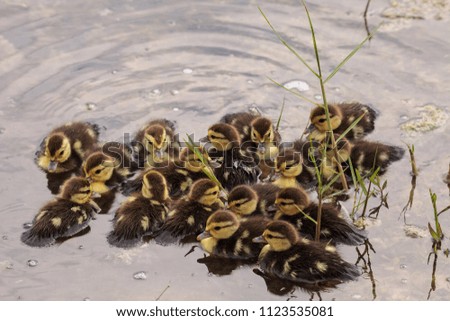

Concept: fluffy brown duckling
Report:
left=274, top=187, right=367, bottom=245
left=131, top=118, right=179, bottom=167
left=197, top=210, right=271, bottom=259
left=121, top=146, right=210, bottom=199
left=227, top=184, right=280, bottom=218
left=205, top=123, right=259, bottom=190
left=107, top=171, right=170, bottom=248
left=253, top=221, right=361, bottom=283
left=308, top=102, right=377, bottom=142
left=35, top=121, right=100, bottom=174
left=21, top=177, right=100, bottom=247
left=83, top=142, right=137, bottom=213
left=154, top=179, right=224, bottom=244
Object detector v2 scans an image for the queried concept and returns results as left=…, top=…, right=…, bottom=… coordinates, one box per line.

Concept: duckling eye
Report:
left=235, top=203, right=241, bottom=208
left=280, top=202, right=289, bottom=206
left=94, top=169, right=102, bottom=175
left=210, top=135, right=219, bottom=139
left=266, top=234, right=273, bottom=239
left=214, top=226, right=221, bottom=231
left=318, top=118, right=327, bottom=123
left=211, top=191, right=218, bottom=195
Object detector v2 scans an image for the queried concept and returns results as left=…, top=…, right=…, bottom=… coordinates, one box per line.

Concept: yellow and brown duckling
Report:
left=83, top=141, right=138, bottom=213
left=131, top=118, right=179, bottom=167
left=308, top=102, right=377, bottom=142
left=121, top=146, right=210, bottom=199
left=274, top=187, right=367, bottom=245
left=205, top=123, right=259, bottom=190
left=227, top=183, right=280, bottom=218
left=35, top=121, right=100, bottom=174
left=154, top=179, right=224, bottom=244
left=253, top=220, right=360, bottom=283
left=197, top=210, right=271, bottom=259
left=21, top=177, right=100, bottom=247
left=107, top=171, right=170, bottom=248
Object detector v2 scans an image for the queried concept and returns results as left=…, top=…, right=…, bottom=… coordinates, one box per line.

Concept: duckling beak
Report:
left=266, top=204, right=277, bottom=212
left=86, top=176, right=94, bottom=183
left=304, top=123, right=315, bottom=135
left=89, top=199, right=102, bottom=213
left=257, top=142, right=266, bottom=154
left=196, top=230, right=211, bottom=241
left=154, top=149, right=165, bottom=159
left=199, top=136, right=209, bottom=143
left=252, top=235, right=267, bottom=244
left=208, top=159, right=222, bottom=169
left=48, top=161, right=58, bottom=172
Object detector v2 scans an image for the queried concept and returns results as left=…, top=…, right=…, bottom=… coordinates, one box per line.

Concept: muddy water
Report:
left=1, top=0, right=449, bottom=300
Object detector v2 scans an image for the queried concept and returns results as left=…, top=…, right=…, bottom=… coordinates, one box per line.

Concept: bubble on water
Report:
left=23, top=222, right=32, bottom=229
left=6, top=263, right=14, bottom=270
left=247, top=80, right=254, bottom=84
left=27, top=259, right=38, bottom=267
left=314, top=94, right=322, bottom=100
left=401, top=278, right=408, bottom=284
left=283, top=80, right=310, bottom=92
left=170, top=90, right=179, bottom=96
left=400, top=264, right=407, bottom=269
left=333, top=87, right=340, bottom=92
left=0, top=128, right=5, bottom=134
left=133, top=271, right=147, bottom=280
left=352, top=294, right=362, bottom=299
left=111, top=70, right=118, bottom=75
left=152, top=89, right=161, bottom=95
left=248, top=284, right=253, bottom=288
left=79, top=245, right=84, bottom=250
left=2, top=235, right=8, bottom=240
left=183, top=68, right=193, bottom=74
left=172, top=107, right=180, bottom=111
left=86, top=102, right=97, bottom=111
left=446, top=277, right=450, bottom=283
left=83, top=297, right=91, bottom=301
left=400, top=115, right=409, bottom=121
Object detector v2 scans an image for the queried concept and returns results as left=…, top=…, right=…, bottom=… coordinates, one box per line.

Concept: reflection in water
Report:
left=252, top=268, right=342, bottom=300
left=355, top=239, right=377, bottom=300
left=400, top=144, right=419, bottom=223
left=54, top=226, right=91, bottom=245
left=197, top=254, right=256, bottom=276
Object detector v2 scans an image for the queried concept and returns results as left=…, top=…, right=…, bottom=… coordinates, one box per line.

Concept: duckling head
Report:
left=200, top=210, right=240, bottom=240
left=188, top=178, right=220, bottom=206
left=60, top=177, right=93, bottom=204
left=179, top=146, right=211, bottom=172
left=207, top=123, right=240, bottom=151
left=142, top=170, right=169, bottom=203
left=275, top=150, right=303, bottom=178
left=275, top=187, right=310, bottom=215
left=250, top=117, right=274, bottom=153
left=227, top=185, right=258, bottom=216
left=143, top=124, right=168, bottom=159
left=83, top=152, right=116, bottom=183
left=310, top=104, right=343, bottom=132
left=322, top=134, right=352, bottom=163
left=254, top=221, right=299, bottom=251
left=44, top=133, right=71, bottom=172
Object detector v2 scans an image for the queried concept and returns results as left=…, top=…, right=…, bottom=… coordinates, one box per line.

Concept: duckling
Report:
left=197, top=210, right=271, bottom=259
left=308, top=102, right=377, bottom=142
left=274, top=187, right=367, bottom=245
left=205, top=123, right=259, bottom=190
left=253, top=220, right=361, bottom=283
left=227, top=184, right=280, bottom=218
left=131, top=119, right=179, bottom=167
left=349, top=139, right=405, bottom=177
left=35, top=121, right=100, bottom=174
left=21, top=177, right=100, bottom=247
left=121, top=146, right=209, bottom=199
left=83, top=142, right=137, bottom=213
left=154, top=179, right=224, bottom=244
left=221, top=112, right=281, bottom=176
left=273, top=149, right=305, bottom=189
left=107, top=171, right=170, bottom=248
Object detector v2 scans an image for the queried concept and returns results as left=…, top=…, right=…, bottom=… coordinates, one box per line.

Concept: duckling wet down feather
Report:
left=107, top=171, right=170, bottom=248
left=21, top=177, right=100, bottom=247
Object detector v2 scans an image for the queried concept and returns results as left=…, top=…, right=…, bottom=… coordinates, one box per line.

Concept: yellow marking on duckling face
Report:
left=198, top=186, right=220, bottom=206
left=228, top=198, right=257, bottom=216
left=207, top=220, right=239, bottom=239
left=281, top=161, right=302, bottom=178
left=275, top=198, right=300, bottom=216
left=273, top=176, right=299, bottom=189
left=51, top=217, right=62, bottom=227
left=86, top=162, right=115, bottom=183
left=315, top=261, right=328, bottom=273
left=90, top=182, right=110, bottom=194
left=208, top=130, right=233, bottom=151
left=36, top=211, right=48, bottom=222
left=187, top=215, right=195, bottom=226
left=141, top=216, right=149, bottom=231
left=312, top=114, right=342, bottom=132
left=263, top=230, right=292, bottom=251
left=200, top=237, right=218, bottom=254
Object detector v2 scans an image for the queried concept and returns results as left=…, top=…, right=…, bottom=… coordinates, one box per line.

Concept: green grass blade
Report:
left=294, top=204, right=317, bottom=224
left=276, top=96, right=286, bottom=131
left=268, top=77, right=319, bottom=106
left=301, top=0, right=322, bottom=76
left=258, top=6, right=319, bottom=78
left=355, top=168, right=368, bottom=196
left=321, top=171, right=343, bottom=195
left=335, top=112, right=366, bottom=143
left=324, top=26, right=379, bottom=84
